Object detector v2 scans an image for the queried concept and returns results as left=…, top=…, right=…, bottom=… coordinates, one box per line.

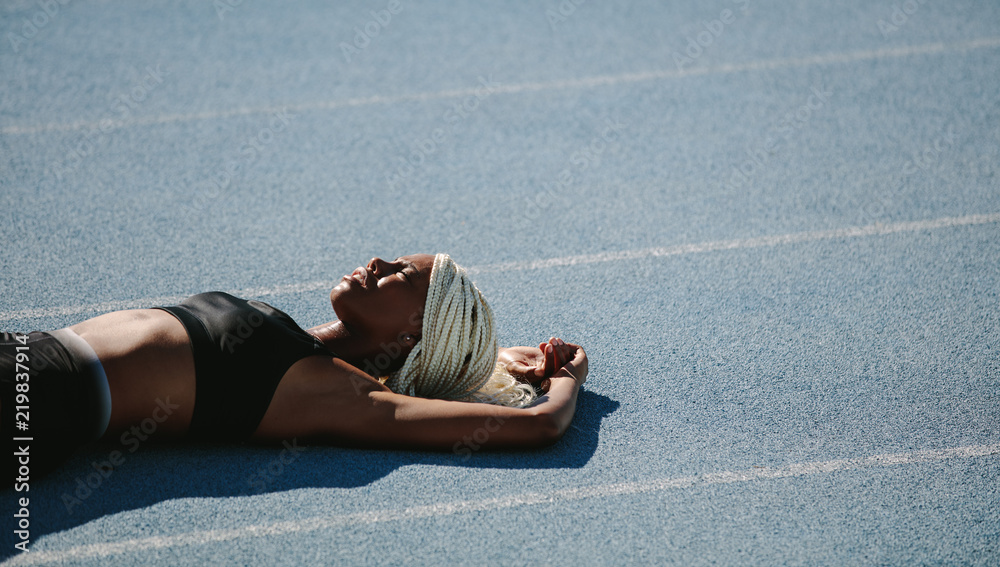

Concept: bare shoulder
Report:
left=252, top=354, right=390, bottom=441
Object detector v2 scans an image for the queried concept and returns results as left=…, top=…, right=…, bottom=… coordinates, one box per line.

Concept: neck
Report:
left=307, top=320, right=384, bottom=376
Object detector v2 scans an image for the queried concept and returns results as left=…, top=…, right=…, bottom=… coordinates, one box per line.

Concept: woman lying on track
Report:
left=2, top=253, right=587, bottom=479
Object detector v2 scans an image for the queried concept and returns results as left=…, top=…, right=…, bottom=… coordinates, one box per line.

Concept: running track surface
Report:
left=1, top=1, right=998, bottom=565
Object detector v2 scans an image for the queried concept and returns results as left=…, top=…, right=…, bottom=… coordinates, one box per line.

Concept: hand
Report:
left=498, top=338, right=584, bottom=386
left=497, top=346, right=550, bottom=384
left=541, top=338, right=587, bottom=390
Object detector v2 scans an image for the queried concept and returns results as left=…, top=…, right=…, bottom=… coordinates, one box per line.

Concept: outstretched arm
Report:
left=337, top=341, right=587, bottom=451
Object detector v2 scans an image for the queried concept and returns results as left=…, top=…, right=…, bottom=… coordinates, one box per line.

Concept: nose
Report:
left=367, top=257, right=391, bottom=278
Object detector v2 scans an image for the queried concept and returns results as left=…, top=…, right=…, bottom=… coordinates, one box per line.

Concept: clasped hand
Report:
left=498, top=337, right=588, bottom=390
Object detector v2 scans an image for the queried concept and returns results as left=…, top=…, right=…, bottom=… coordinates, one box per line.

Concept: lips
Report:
left=347, top=266, right=370, bottom=289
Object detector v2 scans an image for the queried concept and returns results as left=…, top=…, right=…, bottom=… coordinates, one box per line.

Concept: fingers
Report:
left=531, top=338, right=582, bottom=381
left=543, top=343, right=556, bottom=377
left=556, top=345, right=568, bottom=368
left=547, top=337, right=566, bottom=368
left=541, top=338, right=576, bottom=371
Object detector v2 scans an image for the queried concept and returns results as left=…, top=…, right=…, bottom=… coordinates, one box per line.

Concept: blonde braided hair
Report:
left=384, top=254, right=536, bottom=408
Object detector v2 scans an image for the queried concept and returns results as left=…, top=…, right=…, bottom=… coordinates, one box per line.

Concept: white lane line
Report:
left=1, top=212, right=998, bottom=323
left=8, top=443, right=998, bottom=565
left=469, top=212, right=1000, bottom=274
left=0, top=281, right=334, bottom=322
left=3, top=36, right=999, bottom=136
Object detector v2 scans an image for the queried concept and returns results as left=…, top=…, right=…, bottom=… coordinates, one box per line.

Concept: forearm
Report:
left=325, top=341, right=587, bottom=451
left=529, top=368, right=582, bottom=441
left=359, top=371, right=581, bottom=451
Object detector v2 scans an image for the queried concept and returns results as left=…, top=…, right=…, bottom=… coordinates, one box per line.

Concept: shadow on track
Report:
left=0, top=391, right=618, bottom=557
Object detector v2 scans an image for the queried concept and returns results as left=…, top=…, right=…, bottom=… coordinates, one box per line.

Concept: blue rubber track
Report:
left=1, top=0, right=998, bottom=565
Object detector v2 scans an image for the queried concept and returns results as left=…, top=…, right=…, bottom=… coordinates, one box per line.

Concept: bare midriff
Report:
left=64, top=308, right=383, bottom=444
left=68, top=309, right=196, bottom=439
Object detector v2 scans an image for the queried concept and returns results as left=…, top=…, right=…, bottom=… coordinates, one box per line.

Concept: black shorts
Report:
left=1, top=331, right=111, bottom=481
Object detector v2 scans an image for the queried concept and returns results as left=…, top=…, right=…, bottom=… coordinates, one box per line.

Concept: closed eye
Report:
left=400, top=260, right=417, bottom=285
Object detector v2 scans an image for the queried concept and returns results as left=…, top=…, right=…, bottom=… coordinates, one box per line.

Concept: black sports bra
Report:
left=156, top=292, right=335, bottom=440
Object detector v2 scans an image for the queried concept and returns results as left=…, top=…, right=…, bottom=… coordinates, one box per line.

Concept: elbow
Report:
left=532, top=411, right=567, bottom=447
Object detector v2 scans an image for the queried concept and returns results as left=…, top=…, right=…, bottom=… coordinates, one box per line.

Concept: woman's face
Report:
left=330, top=253, right=435, bottom=346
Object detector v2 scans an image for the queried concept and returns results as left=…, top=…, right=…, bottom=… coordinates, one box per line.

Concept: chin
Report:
left=329, top=284, right=347, bottom=315
left=330, top=284, right=364, bottom=323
